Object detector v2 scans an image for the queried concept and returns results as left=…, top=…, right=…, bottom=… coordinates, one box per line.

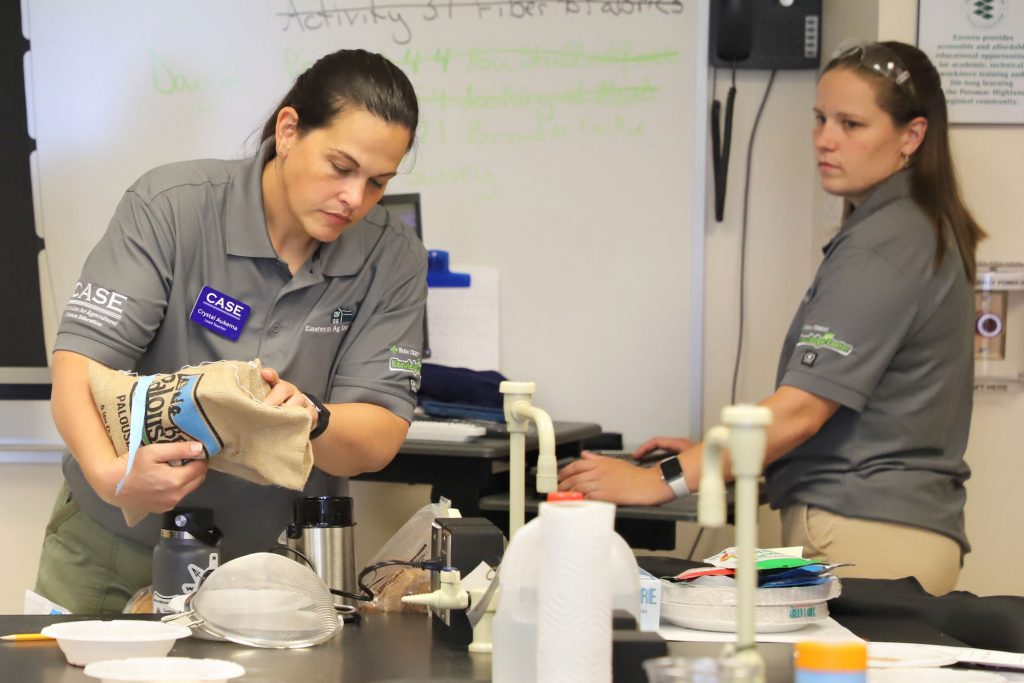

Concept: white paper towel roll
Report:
left=536, top=500, right=615, bottom=683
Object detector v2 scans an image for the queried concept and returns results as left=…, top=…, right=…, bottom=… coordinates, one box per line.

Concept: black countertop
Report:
left=0, top=613, right=796, bottom=682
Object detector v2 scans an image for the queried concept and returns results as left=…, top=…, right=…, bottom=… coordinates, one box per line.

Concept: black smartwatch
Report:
left=659, top=456, right=691, bottom=499
left=303, top=392, right=331, bottom=440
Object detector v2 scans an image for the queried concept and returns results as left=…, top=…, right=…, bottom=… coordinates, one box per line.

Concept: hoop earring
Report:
left=902, top=153, right=910, bottom=168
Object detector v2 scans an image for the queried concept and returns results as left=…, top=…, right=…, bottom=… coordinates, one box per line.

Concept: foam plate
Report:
left=868, top=642, right=960, bottom=669
left=869, top=668, right=1007, bottom=682
left=40, top=620, right=192, bottom=667
left=84, top=656, right=245, bottom=682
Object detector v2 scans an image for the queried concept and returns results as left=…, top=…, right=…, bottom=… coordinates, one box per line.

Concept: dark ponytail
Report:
left=260, top=49, right=418, bottom=154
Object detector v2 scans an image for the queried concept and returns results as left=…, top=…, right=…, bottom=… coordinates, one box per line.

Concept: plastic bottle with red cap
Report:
left=491, top=489, right=641, bottom=683
left=794, top=641, right=867, bottom=683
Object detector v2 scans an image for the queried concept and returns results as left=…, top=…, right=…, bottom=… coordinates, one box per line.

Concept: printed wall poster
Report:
left=919, top=0, right=1024, bottom=124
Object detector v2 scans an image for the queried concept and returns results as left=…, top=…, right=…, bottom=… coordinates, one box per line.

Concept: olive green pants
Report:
left=781, top=504, right=962, bottom=596
left=35, top=481, right=152, bottom=615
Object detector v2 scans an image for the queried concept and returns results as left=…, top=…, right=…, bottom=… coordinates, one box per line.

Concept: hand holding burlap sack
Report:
left=88, top=359, right=314, bottom=525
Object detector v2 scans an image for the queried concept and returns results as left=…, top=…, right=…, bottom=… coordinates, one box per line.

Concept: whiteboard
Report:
left=23, top=0, right=707, bottom=444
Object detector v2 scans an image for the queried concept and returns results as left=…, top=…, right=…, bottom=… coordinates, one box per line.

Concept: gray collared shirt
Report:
left=54, top=140, right=427, bottom=557
left=766, top=170, right=973, bottom=552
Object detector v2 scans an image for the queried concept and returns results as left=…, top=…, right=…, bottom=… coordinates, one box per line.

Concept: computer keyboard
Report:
left=406, top=419, right=487, bottom=442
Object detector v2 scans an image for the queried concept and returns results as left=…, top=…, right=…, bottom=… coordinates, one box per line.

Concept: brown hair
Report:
left=823, top=41, right=985, bottom=282
left=260, top=49, right=418, bottom=155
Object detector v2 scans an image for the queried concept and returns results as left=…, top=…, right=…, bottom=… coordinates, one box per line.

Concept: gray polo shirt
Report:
left=54, top=140, right=427, bottom=559
left=765, top=170, right=973, bottom=552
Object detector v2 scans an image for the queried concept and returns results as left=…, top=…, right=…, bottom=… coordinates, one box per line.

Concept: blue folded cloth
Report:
left=419, top=363, right=507, bottom=411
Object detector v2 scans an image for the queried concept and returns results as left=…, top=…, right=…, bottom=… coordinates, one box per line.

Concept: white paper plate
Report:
left=869, top=668, right=1007, bottom=682
left=868, top=642, right=959, bottom=669
left=41, top=620, right=191, bottom=643
left=84, top=656, right=245, bottom=682
left=40, top=620, right=191, bottom=667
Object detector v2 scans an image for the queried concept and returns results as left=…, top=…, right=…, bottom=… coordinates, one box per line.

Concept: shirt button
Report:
left=270, top=323, right=281, bottom=334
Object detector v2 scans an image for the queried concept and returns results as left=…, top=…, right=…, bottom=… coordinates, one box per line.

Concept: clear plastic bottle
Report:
left=794, top=641, right=867, bottom=683
left=491, top=493, right=641, bottom=683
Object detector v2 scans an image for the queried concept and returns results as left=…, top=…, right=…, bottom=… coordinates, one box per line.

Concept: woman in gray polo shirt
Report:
left=560, top=42, right=985, bottom=595
left=37, top=50, right=428, bottom=613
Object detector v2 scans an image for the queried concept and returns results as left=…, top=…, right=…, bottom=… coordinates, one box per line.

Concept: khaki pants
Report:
left=781, top=504, right=961, bottom=596
left=35, top=481, right=152, bottom=615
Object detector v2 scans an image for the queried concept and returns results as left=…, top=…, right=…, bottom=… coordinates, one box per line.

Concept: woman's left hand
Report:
left=261, top=366, right=319, bottom=426
left=558, top=451, right=674, bottom=506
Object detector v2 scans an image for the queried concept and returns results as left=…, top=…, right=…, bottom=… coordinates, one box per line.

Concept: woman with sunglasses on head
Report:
left=560, top=42, right=984, bottom=595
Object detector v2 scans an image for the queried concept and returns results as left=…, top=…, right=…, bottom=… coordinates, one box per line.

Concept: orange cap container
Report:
left=794, top=641, right=867, bottom=671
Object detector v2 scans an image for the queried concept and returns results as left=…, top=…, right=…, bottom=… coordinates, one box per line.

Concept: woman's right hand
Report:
left=51, top=351, right=210, bottom=515
left=633, top=436, right=695, bottom=461
left=90, top=441, right=209, bottom=513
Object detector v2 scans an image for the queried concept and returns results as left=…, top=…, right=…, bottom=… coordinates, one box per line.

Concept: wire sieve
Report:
left=162, top=552, right=341, bottom=648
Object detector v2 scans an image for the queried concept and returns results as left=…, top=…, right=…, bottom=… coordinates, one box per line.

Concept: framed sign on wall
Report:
left=918, top=0, right=1024, bottom=125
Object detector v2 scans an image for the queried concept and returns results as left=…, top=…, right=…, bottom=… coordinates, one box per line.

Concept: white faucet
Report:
left=499, top=381, right=557, bottom=539
left=699, top=404, right=772, bottom=683
left=402, top=568, right=498, bottom=653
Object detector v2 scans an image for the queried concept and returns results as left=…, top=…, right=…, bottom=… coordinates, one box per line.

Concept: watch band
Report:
left=659, top=456, right=690, bottom=499
left=303, top=392, right=331, bottom=440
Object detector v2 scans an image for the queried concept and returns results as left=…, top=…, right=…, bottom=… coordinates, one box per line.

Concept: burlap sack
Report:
left=88, top=359, right=314, bottom=521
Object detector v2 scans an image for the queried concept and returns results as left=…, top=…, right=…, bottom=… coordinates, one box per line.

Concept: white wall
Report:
left=699, top=67, right=818, bottom=553
left=930, top=66, right=1024, bottom=596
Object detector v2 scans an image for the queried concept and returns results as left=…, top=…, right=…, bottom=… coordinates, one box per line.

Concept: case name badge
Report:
left=189, top=285, right=250, bottom=341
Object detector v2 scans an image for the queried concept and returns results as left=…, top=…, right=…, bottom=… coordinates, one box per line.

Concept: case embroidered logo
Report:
left=801, top=351, right=818, bottom=367
left=131, top=372, right=223, bottom=457
left=796, top=327, right=853, bottom=356
left=65, top=281, right=129, bottom=329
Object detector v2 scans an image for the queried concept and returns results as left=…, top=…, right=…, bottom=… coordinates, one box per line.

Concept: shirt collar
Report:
left=822, top=169, right=913, bottom=255
left=225, top=137, right=385, bottom=276
left=225, top=138, right=277, bottom=259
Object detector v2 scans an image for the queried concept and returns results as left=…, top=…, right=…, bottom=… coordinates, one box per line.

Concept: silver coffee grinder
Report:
left=285, top=496, right=358, bottom=612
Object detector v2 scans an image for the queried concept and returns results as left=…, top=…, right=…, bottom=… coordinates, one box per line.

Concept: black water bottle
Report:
left=152, top=507, right=222, bottom=614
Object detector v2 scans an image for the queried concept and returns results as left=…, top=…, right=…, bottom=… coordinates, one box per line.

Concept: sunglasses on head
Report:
left=831, top=41, right=918, bottom=101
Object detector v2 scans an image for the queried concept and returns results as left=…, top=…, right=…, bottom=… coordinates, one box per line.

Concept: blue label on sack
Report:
left=189, top=285, right=250, bottom=341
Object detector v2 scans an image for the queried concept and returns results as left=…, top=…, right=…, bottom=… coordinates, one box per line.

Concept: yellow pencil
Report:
left=0, top=633, right=54, bottom=642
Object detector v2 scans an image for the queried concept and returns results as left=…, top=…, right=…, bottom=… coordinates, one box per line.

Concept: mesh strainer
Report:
left=162, top=552, right=341, bottom=648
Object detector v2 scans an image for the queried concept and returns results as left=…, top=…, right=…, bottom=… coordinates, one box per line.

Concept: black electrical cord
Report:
left=711, top=64, right=739, bottom=222
left=270, top=544, right=317, bottom=571
left=271, top=544, right=443, bottom=603
left=341, top=559, right=446, bottom=603
left=711, top=67, right=721, bottom=210
left=730, top=69, right=777, bottom=404
left=686, top=527, right=706, bottom=561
